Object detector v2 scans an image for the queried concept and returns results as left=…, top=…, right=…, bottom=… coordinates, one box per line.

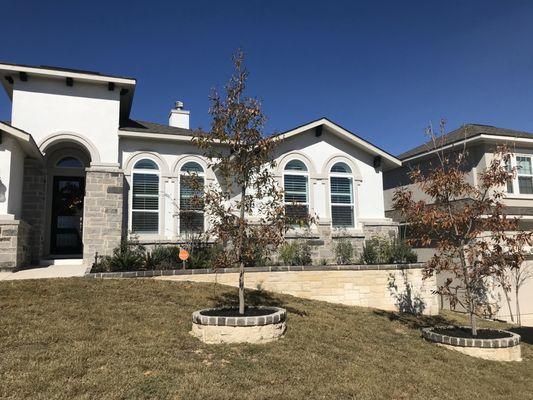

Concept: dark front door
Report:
left=51, top=176, right=85, bottom=255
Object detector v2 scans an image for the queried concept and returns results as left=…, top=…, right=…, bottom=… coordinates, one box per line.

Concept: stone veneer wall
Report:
left=285, top=220, right=399, bottom=262
left=21, top=158, right=46, bottom=263
left=82, top=168, right=124, bottom=266
left=155, top=265, right=439, bottom=315
left=0, top=219, right=31, bottom=271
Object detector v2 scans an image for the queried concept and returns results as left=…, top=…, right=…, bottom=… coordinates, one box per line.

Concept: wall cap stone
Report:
left=86, top=262, right=426, bottom=279
left=192, top=306, right=286, bottom=327
left=422, top=326, right=521, bottom=348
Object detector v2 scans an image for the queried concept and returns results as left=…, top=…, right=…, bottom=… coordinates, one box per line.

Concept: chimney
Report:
left=169, top=101, right=190, bottom=129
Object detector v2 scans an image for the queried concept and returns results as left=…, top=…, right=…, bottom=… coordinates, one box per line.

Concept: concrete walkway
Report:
left=0, top=264, right=87, bottom=281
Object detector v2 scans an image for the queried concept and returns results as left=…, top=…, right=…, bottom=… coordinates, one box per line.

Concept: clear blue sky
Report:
left=2, top=0, right=533, bottom=155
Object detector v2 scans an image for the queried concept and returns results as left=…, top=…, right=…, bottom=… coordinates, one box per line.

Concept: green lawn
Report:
left=0, top=279, right=531, bottom=400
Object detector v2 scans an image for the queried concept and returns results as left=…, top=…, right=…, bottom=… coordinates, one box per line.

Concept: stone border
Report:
left=192, top=306, right=286, bottom=327
left=86, top=263, right=425, bottom=279
left=190, top=307, right=287, bottom=344
left=422, top=326, right=521, bottom=348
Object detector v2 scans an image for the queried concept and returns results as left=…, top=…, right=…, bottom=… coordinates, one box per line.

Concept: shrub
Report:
left=359, top=237, right=389, bottom=264
left=279, top=240, right=312, bottom=266
left=360, top=240, right=378, bottom=264
left=388, top=239, right=418, bottom=264
left=242, top=239, right=270, bottom=268
left=359, top=237, right=417, bottom=264
left=151, top=246, right=181, bottom=270
left=188, top=242, right=220, bottom=269
left=334, top=239, right=354, bottom=265
left=96, top=239, right=144, bottom=272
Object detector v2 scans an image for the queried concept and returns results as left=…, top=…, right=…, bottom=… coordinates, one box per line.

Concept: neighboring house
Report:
left=384, top=123, right=533, bottom=325
left=0, top=62, right=400, bottom=271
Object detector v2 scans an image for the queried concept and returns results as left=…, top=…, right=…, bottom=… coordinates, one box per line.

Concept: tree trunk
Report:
left=503, top=287, right=515, bottom=323
left=516, top=286, right=521, bottom=326
left=237, top=185, right=246, bottom=315
left=470, top=311, right=477, bottom=336
left=460, top=251, right=477, bottom=336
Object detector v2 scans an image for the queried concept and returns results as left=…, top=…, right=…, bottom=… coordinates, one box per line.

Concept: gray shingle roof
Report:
left=399, top=124, right=533, bottom=160
left=119, top=119, right=196, bottom=136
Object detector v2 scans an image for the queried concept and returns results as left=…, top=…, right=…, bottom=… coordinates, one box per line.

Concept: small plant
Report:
left=359, top=240, right=378, bottom=264
left=99, top=239, right=144, bottom=271
left=188, top=242, right=222, bottom=269
left=358, top=236, right=417, bottom=264
left=242, top=239, right=270, bottom=267
left=152, top=246, right=181, bottom=270
left=334, top=238, right=354, bottom=265
left=388, top=239, right=418, bottom=264
left=279, top=240, right=312, bottom=266
left=359, top=237, right=389, bottom=264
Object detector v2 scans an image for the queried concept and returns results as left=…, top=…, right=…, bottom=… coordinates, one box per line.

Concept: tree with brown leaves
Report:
left=193, top=51, right=295, bottom=315
left=393, top=120, right=532, bottom=335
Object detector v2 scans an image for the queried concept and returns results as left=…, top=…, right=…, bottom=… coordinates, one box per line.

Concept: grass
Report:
left=0, top=278, right=531, bottom=400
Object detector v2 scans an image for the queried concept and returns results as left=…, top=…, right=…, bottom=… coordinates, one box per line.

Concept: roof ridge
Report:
left=398, top=123, right=533, bottom=160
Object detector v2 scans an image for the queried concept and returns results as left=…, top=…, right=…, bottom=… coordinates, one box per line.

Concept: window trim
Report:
left=507, top=153, right=533, bottom=198
left=178, top=161, right=205, bottom=236
left=130, top=159, right=160, bottom=235
left=329, top=166, right=355, bottom=229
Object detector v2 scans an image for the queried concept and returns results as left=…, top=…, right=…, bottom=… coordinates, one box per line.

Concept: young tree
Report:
left=193, top=51, right=295, bottom=315
left=393, top=120, right=533, bottom=335
left=498, top=261, right=533, bottom=326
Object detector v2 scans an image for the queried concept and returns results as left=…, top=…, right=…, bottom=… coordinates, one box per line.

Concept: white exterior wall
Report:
left=0, top=135, right=25, bottom=218
left=11, top=77, right=121, bottom=165
left=120, top=138, right=217, bottom=240
left=120, top=128, right=389, bottom=240
left=274, top=129, right=387, bottom=225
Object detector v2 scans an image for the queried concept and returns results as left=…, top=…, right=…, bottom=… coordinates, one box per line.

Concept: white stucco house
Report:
left=0, top=62, right=400, bottom=270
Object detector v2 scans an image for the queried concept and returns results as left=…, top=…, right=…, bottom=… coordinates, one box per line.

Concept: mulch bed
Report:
left=200, top=307, right=278, bottom=317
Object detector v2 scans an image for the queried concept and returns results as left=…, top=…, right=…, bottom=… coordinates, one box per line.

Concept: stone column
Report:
left=82, top=167, right=124, bottom=267
left=0, top=219, right=30, bottom=271
left=21, top=158, right=46, bottom=264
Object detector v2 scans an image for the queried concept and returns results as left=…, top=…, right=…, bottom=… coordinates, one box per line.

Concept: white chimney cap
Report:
left=175, top=100, right=184, bottom=110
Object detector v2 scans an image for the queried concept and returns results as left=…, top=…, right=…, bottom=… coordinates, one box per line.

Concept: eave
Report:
left=0, top=122, right=43, bottom=161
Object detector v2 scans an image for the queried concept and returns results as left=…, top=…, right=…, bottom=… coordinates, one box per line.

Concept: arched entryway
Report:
left=42, top=142, right=92, bottom=258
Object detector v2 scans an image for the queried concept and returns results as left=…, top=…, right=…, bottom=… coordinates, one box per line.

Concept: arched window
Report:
left=131, top=159, right=160, bottom=233
left=180, top=161, right=205, bottom=235
left=56, top=156, right=83, bottom=168
left=284, top=159, right=309, bottom=223
left=330, top=162, right=354, bottom=228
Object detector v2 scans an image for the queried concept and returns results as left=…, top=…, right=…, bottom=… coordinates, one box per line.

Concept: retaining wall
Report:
left=89, top=264, right=440, bottom=315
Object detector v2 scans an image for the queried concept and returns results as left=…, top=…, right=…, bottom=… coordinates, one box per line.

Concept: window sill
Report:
left=331, top=229, right=365, bottom=238
left=504, top=194, right=533, bottom=200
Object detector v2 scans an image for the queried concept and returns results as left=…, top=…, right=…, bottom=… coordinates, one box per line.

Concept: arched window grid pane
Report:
left=134, top=159, right=159, bottom=170
left=181, top=161, right=204, bottom=174
left=56, top=156, right=83, bottom=168
left=330, top=162, right=351, bottom=174
left=285, top=159, right=308, bottom=172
